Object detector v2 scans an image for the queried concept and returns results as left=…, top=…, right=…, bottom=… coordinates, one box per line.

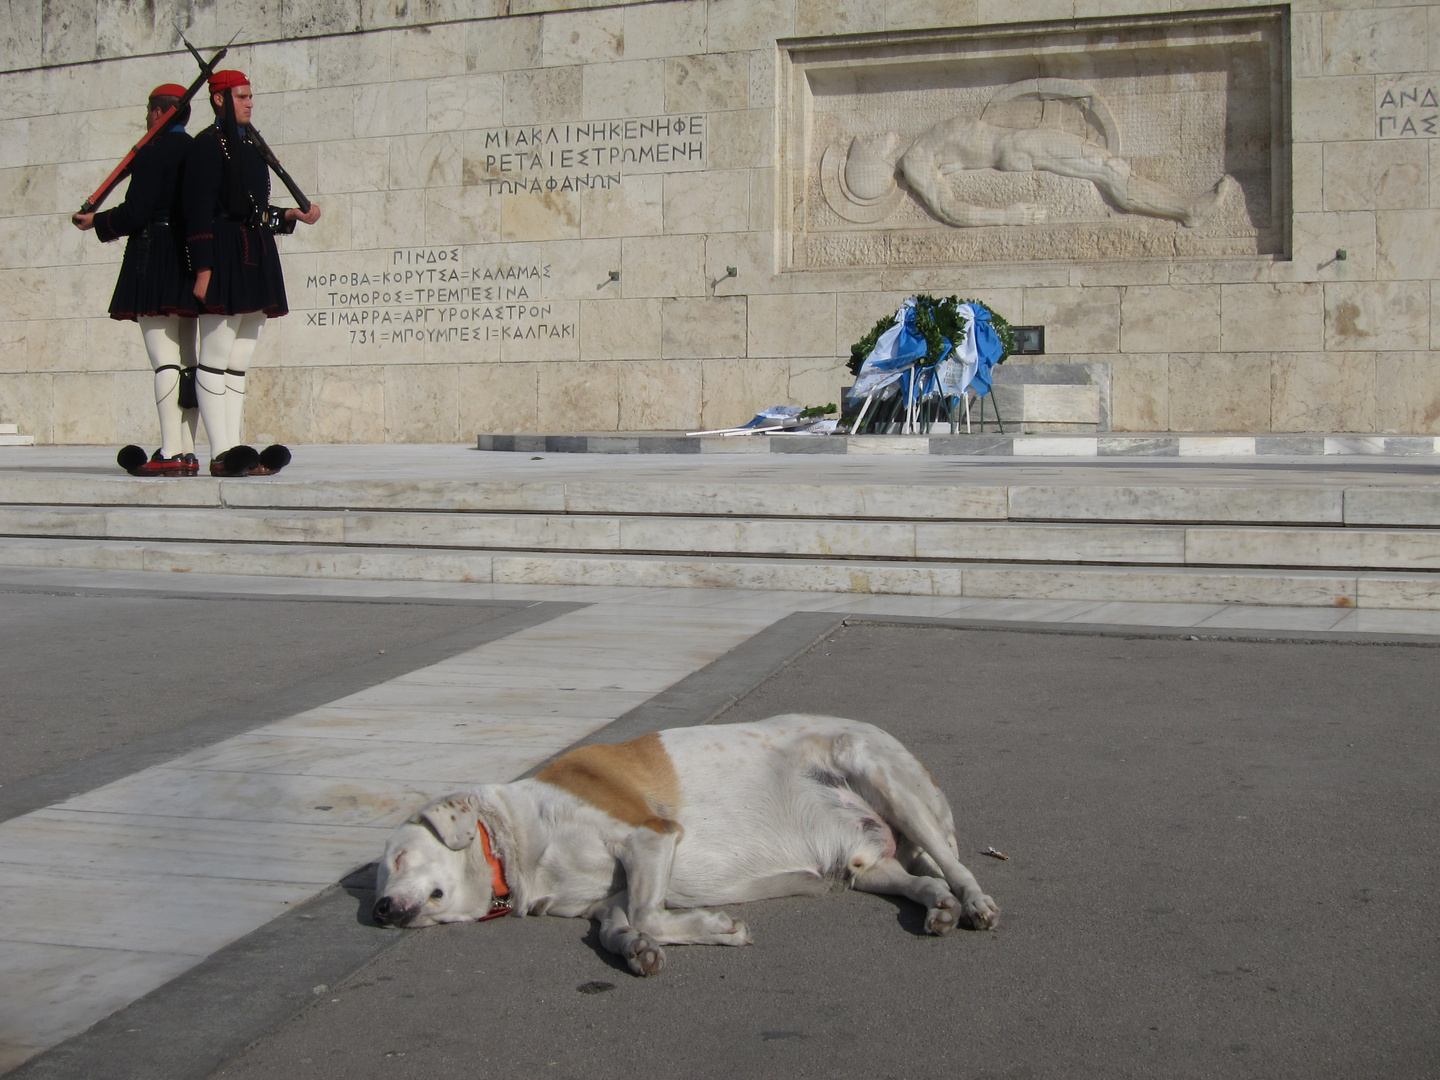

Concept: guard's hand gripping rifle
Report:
left=75, top=34, right=234, bottom=216
left=177, top=34, right=312, bottom=214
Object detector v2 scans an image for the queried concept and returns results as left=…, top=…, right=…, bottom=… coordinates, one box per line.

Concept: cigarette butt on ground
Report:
left=982, top=847, right=1010, bottom=860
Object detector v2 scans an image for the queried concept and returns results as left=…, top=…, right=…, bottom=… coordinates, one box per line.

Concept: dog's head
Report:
left=372, top=792, right=497, bottom=927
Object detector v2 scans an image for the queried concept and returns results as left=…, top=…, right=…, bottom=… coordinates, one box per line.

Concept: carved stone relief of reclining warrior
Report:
left=820, top=78, right=1236, bottom=229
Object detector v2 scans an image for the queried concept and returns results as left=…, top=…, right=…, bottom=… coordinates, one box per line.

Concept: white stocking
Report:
left=197, top=314, right=237, bottom=456
left=223, top=313, right=265, bottom=450
left=139, top=316, right=196, bottom=458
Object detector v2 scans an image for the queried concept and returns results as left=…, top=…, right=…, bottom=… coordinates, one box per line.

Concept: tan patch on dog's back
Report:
left=536, top=732, right=681, bottom=833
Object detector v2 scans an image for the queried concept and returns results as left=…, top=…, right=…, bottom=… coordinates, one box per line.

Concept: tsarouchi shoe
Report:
left=246, top=444, right=292, bottom=476
left=118, top=446, right=191, bottom=477
left=209, top=445, right=261, bottom=477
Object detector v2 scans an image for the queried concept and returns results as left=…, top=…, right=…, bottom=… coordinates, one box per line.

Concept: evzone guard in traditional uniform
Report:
left=184, top=69, right=321, bottom=476
left=74, top=85, right=202, bottom=477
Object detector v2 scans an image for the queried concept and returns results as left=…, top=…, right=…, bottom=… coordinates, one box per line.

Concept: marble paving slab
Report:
left=262, top=709, right=612, bottom=745
left=0, top=810, right=388, bottom=884
left=0, top=942, right=197, bottom=1056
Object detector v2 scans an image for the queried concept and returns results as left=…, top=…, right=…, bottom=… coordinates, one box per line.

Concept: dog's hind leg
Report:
left=852, top=856, right=963, bottom=935
left=830, top=731, right=999, bottom=930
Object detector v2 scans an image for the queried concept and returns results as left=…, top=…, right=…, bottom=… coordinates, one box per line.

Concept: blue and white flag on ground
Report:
left=741, top=405, right=803, bottom=428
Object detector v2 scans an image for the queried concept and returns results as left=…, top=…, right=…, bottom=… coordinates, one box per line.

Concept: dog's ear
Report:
left=415, top=792, right=480, bottom=851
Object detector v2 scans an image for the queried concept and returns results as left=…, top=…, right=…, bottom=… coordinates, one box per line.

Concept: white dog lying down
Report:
left=373, top=714, right=998, bottom=975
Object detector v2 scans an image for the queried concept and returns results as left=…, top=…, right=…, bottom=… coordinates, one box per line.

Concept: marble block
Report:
left=1167, top=353, right=1272, bottom=433
left=1122, top=287, right=1221, bottom=353
left=662, top=296, right=746, bottom=359
left=1271, top=352, right=1378, bottom=434
left=1324, top=281, right=1430, bottom=352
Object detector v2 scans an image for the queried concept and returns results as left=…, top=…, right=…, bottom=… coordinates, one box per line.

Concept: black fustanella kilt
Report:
left=198, top=220, right=290, bottom=317
left=107, top=222, right=201, bottom=321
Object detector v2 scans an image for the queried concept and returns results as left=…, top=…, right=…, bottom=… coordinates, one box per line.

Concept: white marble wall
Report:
left=1, top=0, right=1438, bottom=443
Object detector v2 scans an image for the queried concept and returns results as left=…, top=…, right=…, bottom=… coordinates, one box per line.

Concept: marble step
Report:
left=0, top=535, right=1434, bottom=610
left=475, top=432, right=1440, bottom=457
left=1, top=504, right=1438, bottom=573
left=0, top=420, right=34, bottom=446
left=2, top=476, right=1438, bottom=526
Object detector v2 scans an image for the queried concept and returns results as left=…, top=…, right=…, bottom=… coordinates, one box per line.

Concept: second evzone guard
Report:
left=74, top=85, right=203, bottom=477
left=185, top=69, right=321, bottom=476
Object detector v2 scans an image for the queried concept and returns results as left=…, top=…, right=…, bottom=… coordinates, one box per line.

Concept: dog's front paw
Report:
left=924, top=893, right=960, bottom=935
left=627, top=932, right=665, bottom=977
left=960, top=894, right=999, bottom=931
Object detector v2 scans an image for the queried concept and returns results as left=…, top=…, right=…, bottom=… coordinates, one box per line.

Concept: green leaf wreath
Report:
left=846, top=295, right=1016, bottom=377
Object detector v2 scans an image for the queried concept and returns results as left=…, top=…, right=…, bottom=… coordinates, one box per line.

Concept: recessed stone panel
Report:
left=780, top=9, right=1287, bottom=270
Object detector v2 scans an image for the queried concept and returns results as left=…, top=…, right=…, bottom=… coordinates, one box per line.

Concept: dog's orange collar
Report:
left=477, top=819, right=511, bottom=921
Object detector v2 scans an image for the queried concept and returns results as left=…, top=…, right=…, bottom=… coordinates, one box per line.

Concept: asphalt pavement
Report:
left=187, top=620, right=1440, bottom=1080
left=0, top=584, right=533, bottom=821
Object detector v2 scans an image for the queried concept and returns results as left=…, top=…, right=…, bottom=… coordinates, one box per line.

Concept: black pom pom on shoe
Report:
left=117, top=445, right=149, bottom=474
left=257, top=444, right=291, bottom=473
left=209, top=445, right=260, bottom=477
left=226, top=445, right=260, bottom=472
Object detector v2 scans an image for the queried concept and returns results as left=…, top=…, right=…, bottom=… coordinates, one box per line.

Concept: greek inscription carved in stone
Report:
left=1376, top=82, right=1440, bottom=138
left=304, top=249, right=573, bottom=347
left=471, top=116, right=707, bottom=194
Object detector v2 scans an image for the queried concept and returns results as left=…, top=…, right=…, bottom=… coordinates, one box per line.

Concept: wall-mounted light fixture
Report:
left=608, top=270, right=621, bottom=281
left=724, top=266, right=738, bottom=278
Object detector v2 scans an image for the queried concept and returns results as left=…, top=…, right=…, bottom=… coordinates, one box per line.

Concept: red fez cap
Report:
left=150, top=84, right=188, bottom=100
left=208, top=70, right=250, bottom=92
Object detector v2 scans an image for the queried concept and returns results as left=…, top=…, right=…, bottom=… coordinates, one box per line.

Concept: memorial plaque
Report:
left=779, top=9, right=1288, bottom=270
